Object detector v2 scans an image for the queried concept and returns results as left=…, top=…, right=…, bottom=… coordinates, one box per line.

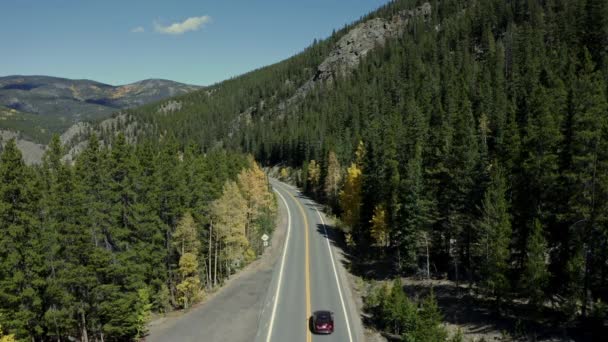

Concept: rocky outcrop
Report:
left=0, top=130, right=46, bottom=165
left=157, top=100, right=183, bottom=114
left=61, top=113, right=143, bottom=163
left=284, top=2, right=431, bottom=106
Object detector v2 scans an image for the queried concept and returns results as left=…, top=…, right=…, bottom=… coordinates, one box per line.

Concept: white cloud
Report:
left=154, top=15, right=211, bottom=35
left=131, top=26, right=145, bottom=33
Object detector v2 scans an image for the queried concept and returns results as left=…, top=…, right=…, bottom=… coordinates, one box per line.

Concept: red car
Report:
left=312, top=310, right=334, bottom=334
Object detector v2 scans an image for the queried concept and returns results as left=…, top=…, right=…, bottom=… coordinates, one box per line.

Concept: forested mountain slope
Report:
left=0, top=76, right=199, bottom=144
left=5, top=0, right=606, bottom=340
left=109, top=0, right=607, bottom=334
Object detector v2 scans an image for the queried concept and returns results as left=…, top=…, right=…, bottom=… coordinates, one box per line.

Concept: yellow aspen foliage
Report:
left=340, top=163, right=362, bottom=229
left=0, top=333, right=15, bottom=342
left=279, top=167, right=289, bottom=180
left=211, top=181, right=249, bottom=270
left=355, top=140, right=366, bottom=166
left=324, top=151, right=342, bottom=203
left=173, top=212, right=200, bottom=256
left=308, top=160, right=321, bottom=191
left=0, top=319, right=15, bottom=342
left=370, top=204, right=390, bottom=247
left=176, top=252, right=202, bottom=309
left=238, top=160, right=275, bottom=223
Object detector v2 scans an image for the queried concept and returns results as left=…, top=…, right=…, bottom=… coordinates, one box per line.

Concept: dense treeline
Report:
left=119, top=0, right=608, bottom=329
left=35, top=0, right=607, bottom=337
left=280, top=0, right=607, bottom=328
left=364, top=279, right=451, bottom=341
left=0, top=134, right=275, bottom=341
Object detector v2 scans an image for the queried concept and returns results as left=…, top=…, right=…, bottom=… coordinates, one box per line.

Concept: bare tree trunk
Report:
left=81, top=311, right=89, bottom=342
left=214, top=239, right=218, bottom=287
left=423, top=232, right=430, bottom=281
left=208, top=221, right=213, bottom=287
left=582, top=245, right=590, bottom=318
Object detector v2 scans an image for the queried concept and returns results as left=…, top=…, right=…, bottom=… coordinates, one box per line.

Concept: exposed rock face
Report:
left=0, top=130, right=46, bottom=164
left=61, top=113, right=143, bottom=164
left=157, top=100, right=183, bottom=114
left=285, top=2, right=431, bottom=106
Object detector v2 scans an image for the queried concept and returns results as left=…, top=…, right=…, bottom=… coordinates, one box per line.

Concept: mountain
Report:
left=1, top=0, right=608, bottom=340
left=73, top=0, right=608, bottom=338
left=0, top=75, right=200, bottom=143
left=67, top=1, right=432, bottom=154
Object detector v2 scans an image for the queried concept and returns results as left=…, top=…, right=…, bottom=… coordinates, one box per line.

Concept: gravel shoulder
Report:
left=145, top=193, right=288, bottom=342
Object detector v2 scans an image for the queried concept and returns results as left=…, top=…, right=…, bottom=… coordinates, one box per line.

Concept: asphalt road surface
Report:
left=147, top=179, right=363, bottom=342
left=255, top=180, right=363, bottom=342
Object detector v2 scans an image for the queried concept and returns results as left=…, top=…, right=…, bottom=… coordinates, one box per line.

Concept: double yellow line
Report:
left=282, top=188, right=312, bottom=342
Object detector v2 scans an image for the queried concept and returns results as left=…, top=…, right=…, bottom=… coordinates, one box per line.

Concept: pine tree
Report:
left=413, top=291, right=447, bottom=342
left=521, top=218, right=549, bottom=308
left=397, top=143, right=432, bottom=274
left=564, top=50, right=608, bottom=317
left=41, top=137, right=86, bottom=340
left=71, top=133, right=120, bottom=341
left=477, top=165, right=511, bottom=305
left=0, top=139, right=44, bottom=339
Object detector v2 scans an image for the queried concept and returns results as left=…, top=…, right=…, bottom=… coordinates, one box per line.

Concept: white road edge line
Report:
left=266, top=188, right=291, bottom=342
left=314, top=205, right=354, bottom=342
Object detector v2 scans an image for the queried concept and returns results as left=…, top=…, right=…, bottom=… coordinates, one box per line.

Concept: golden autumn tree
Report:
left=0, top=316, right=15, bottom=342
left=355, top=140, right=366, bottom=167
left=370, top=204, right=389, bottom=247
left=340, top=162, right=363, bottom=237
left=237, top=158, right=275, bottom=251
left=173, top=212, right=200, bottom=257
left=176, top=253, right=201, bottom=309
left=211, top=180, right=249, bottom=276
left=279, top=167, right=289, bottom=181
left=173, top=212, right=203, bottom=309
left=324, top=151, right=342, bottom=208
left=307, top=160, right=321, bottom=195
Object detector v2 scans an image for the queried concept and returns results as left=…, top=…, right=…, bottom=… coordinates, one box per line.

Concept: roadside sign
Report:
left=261, top=234, right=269, bottom=241
left=263, top=241, right=269, bottom=247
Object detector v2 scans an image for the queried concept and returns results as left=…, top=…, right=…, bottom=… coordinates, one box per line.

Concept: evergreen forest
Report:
left=1, top=0, right=608, bottom=340
left=125, top=0, right=608, bottom=329
left=0, top=134, right=276, bottom=341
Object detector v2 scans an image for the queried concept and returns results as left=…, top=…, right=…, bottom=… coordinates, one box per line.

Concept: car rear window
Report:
left=316, top=313, right=332, bottom=322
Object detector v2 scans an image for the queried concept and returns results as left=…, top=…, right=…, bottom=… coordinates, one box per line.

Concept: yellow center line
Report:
left=283, top=187, right=312, bottom=342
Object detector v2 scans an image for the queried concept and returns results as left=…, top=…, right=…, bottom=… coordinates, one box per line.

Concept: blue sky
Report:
left=0, top=0, right=389, bottom=86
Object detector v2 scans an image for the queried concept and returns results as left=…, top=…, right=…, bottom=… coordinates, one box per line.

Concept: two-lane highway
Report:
left=256, top=180, right=363, bottom=342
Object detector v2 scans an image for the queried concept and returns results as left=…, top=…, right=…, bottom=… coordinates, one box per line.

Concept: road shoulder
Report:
left=146, top=189, right=288, bottom=342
